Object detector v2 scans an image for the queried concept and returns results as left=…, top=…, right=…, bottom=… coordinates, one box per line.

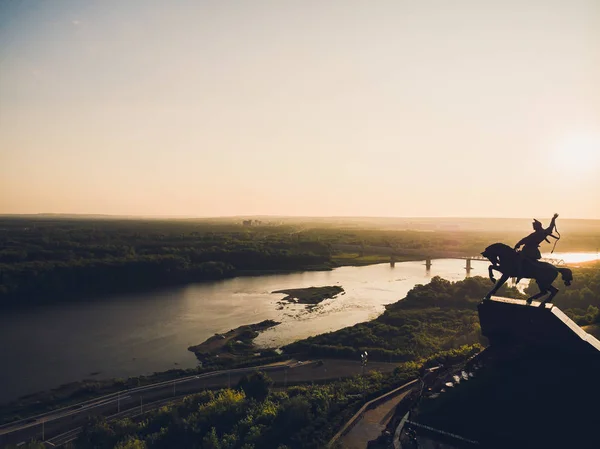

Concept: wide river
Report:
left=0, top=252, right=597, bottom=404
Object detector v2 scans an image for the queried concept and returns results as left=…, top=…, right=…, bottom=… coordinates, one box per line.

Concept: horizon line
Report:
left=1, top=213, right=599, bottom=221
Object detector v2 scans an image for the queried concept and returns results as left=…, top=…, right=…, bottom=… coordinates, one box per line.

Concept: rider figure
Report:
left=514, top=213, right=559, bottom=280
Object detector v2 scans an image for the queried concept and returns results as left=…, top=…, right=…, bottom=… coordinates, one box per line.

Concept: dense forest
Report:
left=0, top=218, right=331, bottom=307
left=2, top=216, right=598, bottom=307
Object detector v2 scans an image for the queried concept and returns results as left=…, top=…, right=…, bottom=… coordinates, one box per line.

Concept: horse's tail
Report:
left=557, top=268, right=573, bottom=286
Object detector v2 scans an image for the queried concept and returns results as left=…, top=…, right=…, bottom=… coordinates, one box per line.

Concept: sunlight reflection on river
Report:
left=543, top=251, right=600, bottom=264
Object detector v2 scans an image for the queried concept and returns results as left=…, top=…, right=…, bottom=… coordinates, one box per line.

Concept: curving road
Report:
left=1, top=359, right=400, bottom=448
left=0, top=360, right=308, bottom=448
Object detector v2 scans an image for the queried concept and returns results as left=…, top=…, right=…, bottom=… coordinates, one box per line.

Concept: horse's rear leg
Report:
left=541, top=285, right=559, bottom=306
left=527, top=283, right=549, bottom=305
left=484, top=274, right=509, bottom=300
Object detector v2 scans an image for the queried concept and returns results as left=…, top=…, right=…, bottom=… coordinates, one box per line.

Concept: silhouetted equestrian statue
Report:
left=480, top=214, right=572, bottom=307
left=514, top=213, right=560, bottom=282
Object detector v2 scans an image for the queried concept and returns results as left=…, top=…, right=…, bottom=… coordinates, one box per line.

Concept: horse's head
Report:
left=481, top=243, right=515, bottom=265
left=481, top=246, right=498, bottom=265
left=560, top=267, right=573, bottom=286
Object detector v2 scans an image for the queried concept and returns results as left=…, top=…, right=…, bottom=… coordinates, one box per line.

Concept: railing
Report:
left=404, top=420, right=480, bottom=446
left=327, top=379, right=419, bottom=448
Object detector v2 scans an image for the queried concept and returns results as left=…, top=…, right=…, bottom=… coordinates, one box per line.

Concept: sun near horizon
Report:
left=1, top=0, right=599, bottom=219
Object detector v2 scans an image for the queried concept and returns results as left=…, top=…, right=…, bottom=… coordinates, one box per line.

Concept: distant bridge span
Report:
left=455, top=254, right=565, bottom=266
left=332, top=244, right=565, bottom=269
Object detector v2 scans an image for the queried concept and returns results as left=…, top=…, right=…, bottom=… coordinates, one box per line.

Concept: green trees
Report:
left=0, top=219, right=332, bottom=306
left=202, top=428, right=222, bottom=449
left=284, top=276, right=521, bottom=362
left=237, top=372, right=273, bottom=402
left=115, top=438, right=147, bottom=449
left=77, top=417, right=118, bottom=449
left=71, top=371, right=420, bottom=449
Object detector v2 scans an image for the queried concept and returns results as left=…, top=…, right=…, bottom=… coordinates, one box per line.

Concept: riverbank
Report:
left=3, top=255, right=596, bottom=413
left=0, top=275, right=495, bottom=427
left=0, top=264, right=337, bottom=311
left=0, top=258, right=499, bottom=406
left=187, top=320, right=281, bottom=363
left=0, top=273, right=480, bottom=427
left=6, top=265, right=598, bottom=427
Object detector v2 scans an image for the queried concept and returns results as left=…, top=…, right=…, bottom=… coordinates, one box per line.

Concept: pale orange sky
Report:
left=1, top=0, right=599, bottom=218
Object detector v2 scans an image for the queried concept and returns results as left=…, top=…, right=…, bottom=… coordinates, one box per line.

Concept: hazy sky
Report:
left=1, top=0, right=599, bottom=218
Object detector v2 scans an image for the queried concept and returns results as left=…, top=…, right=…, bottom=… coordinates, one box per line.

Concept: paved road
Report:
left=340, top=390, right=411, bottom=449
left=0, top=359, right=398, bottom=448
left=0, top=361, right=305, bottom=448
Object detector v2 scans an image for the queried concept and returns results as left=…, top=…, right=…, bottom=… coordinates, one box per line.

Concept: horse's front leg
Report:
left=488, top=265, right=501, bottom=283
left=484, top=273, right=509, bottom=300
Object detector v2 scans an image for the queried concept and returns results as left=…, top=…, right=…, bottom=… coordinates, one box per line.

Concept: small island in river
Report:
left=273, top=285, right=344, bottom=305
left=188, top=320, right=280, bottom=362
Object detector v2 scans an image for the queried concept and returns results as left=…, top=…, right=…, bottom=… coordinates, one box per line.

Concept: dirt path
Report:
left=340, top=390, right=410, bottom=449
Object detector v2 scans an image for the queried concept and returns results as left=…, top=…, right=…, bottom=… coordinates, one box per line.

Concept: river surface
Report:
left=0, top=252, right=596, bottom=405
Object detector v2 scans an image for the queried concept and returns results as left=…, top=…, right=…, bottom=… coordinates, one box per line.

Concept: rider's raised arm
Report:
left=545, top=213, right=558, bottom=235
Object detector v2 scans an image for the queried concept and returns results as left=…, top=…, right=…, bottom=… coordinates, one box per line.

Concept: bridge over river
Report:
left=332, top=244, right=565, bottom=272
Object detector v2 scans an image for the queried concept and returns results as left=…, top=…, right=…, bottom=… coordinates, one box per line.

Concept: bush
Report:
left=237, top=372, right=274, bottom=402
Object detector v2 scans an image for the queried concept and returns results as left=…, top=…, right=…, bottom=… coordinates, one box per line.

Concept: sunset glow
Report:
left=1, top=0, right=599, bottom=218
left=552, top=133, right=600, bottom=175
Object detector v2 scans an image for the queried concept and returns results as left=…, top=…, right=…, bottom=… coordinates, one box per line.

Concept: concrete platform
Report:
left=410, top=296, right=600, bottom=449
left=478, top=296, right=600, bottom=356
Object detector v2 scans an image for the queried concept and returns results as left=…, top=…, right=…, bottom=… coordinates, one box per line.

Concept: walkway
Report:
left=340, top=390, right=411, bottom=449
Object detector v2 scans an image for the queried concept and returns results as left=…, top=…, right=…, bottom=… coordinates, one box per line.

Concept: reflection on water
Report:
left=0, top=252, right=595, bottom=404
left=543, top=252, right=600, bottom=264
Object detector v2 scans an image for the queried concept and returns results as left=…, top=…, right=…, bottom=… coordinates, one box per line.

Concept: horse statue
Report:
left=481, top=243, right=573, bottom=306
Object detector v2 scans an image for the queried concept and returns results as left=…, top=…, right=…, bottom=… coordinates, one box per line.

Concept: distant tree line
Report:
left=0, top=218, right=332, bottom=306
left=1, top=217, right=598, bottom=307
